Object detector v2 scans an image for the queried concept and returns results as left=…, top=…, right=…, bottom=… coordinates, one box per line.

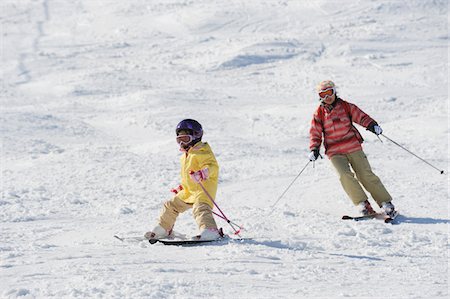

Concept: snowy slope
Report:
left=1, top=0, right=448, bottom=298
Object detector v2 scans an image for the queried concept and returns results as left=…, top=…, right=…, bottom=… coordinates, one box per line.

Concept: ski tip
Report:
left=148, top=239, right=158, bottom=244
left=342, top=215, right=353, bottom=220
left=113, top=235, right=124, bottom=241
left=384, top=211, right=399, bottom=224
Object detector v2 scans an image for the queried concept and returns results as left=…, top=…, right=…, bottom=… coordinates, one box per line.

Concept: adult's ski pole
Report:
left=381, top=134, right=445, bottom=174
left=268, top=160, right=311, bottom=215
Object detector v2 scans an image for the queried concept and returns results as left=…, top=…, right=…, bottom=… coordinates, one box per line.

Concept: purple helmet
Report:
left=176, top=119, right=203, bottom=140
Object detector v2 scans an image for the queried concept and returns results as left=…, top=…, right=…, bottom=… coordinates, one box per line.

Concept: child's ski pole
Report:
left=195, top=179, right=242, bottom=236
left=212, top=211, right=244, bottom=231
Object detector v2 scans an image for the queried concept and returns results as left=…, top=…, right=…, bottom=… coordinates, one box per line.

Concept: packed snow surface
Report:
left=1, top=0, right=448, bottom=298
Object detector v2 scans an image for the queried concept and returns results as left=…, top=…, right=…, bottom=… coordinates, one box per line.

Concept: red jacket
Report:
left=309, top=98, right=376, bottom=158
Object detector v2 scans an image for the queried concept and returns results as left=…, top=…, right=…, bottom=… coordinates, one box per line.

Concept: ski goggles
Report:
left=176, top=134, right=193, bottom=145
left=318, top=87, right=335, bottom=100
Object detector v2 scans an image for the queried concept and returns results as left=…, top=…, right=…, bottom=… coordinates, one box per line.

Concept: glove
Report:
left=189, top=168, right=209, bottom=183
left=170, top=185, right=183, bottom=194
left=367, top=122, right=383, bottom=135
left=308, top=149, right=320, bottom=161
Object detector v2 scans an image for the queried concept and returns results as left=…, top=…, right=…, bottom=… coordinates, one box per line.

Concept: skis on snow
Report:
left=148, top=236, right=250, bottom=246
left=149, top=238, right=224, bottom=246
left=342, top=211, right=399, bottom=223
left=116, top=212, right=400, bottom=246
left=114, top=234, right=249, bottom=246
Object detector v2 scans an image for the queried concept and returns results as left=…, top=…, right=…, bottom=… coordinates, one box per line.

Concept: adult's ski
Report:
left=342, top=211, right=399, bottom=223
left=384, top=211, right=399, bottom=223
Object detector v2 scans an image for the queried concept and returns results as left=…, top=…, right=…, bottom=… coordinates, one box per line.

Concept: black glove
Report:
left=367, top=122, right=383, bottom=135
left=308, top=148, right=320, bottom=161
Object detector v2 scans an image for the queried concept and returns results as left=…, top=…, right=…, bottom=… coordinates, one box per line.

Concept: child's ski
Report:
left=149, top=238, right=224, bottom=246
left=113, top=235, right=147, bottom=242
left=149, top=236, right=250, bottom=246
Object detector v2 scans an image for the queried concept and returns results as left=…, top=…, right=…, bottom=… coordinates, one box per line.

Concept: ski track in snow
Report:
left=1, top=0, right=448, bottom=298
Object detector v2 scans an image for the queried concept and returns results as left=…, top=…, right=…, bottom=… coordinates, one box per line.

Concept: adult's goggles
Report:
left=318, top=87, right=335, bottom=100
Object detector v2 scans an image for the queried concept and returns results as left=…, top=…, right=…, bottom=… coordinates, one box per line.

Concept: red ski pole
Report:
left=212, top=211, right=244, bottom=232
left=195, top=179, right=242, bottom=236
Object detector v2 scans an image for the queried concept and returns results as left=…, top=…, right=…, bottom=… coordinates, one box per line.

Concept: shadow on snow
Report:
left=394, top=215, right=449, bottom=225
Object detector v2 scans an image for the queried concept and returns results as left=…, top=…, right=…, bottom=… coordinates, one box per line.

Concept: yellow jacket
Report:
left=177, top=142, right=219, bottom=208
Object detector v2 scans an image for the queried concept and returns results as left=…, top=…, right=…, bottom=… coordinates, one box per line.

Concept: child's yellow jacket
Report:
left=177, top=142, right=219, bottom=208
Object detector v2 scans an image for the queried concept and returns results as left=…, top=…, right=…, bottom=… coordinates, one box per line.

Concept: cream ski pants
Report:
left=330, top=150, right=392, bottom=207
left=158, top=196, right=218, bottom=231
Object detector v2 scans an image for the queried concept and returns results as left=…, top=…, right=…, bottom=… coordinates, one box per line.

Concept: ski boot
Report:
left=192, top=227, right=224, bottom=241
left=382, top=201, right=396, bottom=218
left=144, top=225, right=171, bottom=240
left=358, top=200, right=376, bottom=216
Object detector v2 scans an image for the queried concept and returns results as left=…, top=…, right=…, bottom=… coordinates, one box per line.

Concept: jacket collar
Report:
left=182, top=141, right=204, bottom=154
left=321, top=97, right=341, bottom=112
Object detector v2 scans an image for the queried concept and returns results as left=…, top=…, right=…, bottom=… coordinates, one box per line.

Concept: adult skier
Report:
left=144, top=119, right=222, bottom=241
left=308, top=80, right=396, bottom=217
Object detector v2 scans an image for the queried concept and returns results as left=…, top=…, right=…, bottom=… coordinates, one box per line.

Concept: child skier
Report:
left=144, top=119, right=222, bottom=241
left=308, top=80, right=396, bottom=217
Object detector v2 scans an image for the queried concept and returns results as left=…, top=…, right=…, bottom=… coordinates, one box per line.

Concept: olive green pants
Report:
left=330, top=150, right=392, bottom=207
left=158, top=196, right=217, bottom=231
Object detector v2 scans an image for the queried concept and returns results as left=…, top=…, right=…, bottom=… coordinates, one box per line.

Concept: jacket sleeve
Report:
left=175, top=188, right=187, bottom=200
left=309, top=108, right=323, bottom=151
left=347, top=102, right=376, bottom=128
left=198, top=152, right=219, bottom=180
left=177, top=158, right=189, bottom=200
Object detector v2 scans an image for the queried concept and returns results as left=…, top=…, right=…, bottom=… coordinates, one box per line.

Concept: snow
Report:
left=1, top=0, right=448, bottom=298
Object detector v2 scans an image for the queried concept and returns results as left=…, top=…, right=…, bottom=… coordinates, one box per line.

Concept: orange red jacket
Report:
left=309, top=98, right=376, bottom=158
